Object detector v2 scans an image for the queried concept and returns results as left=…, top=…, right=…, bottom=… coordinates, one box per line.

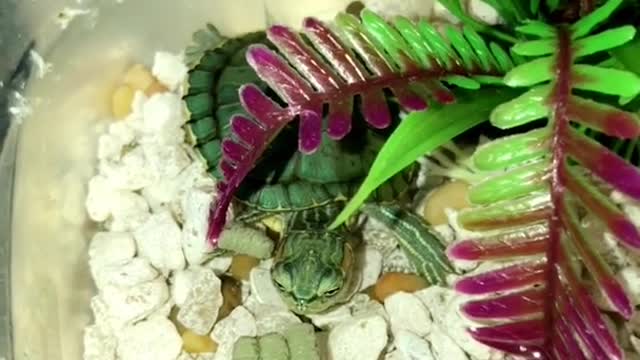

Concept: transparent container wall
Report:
left=0, top=0, right=354, bottom=359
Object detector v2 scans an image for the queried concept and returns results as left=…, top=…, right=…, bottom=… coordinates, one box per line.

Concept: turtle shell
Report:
left=183, top=31, right=415, bottom=213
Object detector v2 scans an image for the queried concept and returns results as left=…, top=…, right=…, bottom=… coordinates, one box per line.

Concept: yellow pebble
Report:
left=123, top=64, right=155, bottom=91
left=111, top=85, right=135, bottom=119
left=182, top=330, right=218, bottom=353
left=373, top=272, right=428, bottom=302
left=145, top=80, right=169, bottom=96
left=169, top=307, right=187, bottom=335
left=229, top=254, right=260, bottom=281
left=422, top=180, right=471, bottom=226
left=217, top=276, right=242, bottom=321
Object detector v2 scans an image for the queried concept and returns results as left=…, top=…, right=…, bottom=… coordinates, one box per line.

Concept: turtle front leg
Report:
left=361, top=204, right=455, bottom=285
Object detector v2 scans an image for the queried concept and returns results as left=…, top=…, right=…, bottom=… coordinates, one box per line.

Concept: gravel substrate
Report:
left=81, top=1, right=640, bottom=359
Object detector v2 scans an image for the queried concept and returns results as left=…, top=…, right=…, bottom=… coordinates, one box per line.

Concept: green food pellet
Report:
left=258, top=333, right=289, bottom=360
left=232, top=336, right=260, bottom=360
left=284, top=323, right=320, bottom=360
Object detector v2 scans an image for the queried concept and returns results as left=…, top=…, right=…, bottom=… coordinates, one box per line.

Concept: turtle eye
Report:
left=323, top=287, right=341, bottom=297
left=273, top=280, right=287, bottom=292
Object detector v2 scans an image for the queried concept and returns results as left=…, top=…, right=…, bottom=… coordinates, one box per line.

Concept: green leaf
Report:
left=394, top=16, right=433, bottom=68
left=434, top=0, right=518, bottom=43
left=512, top=38, right=556, bottom=56
left=490, top=85, right=550, bottom=129
left=474, top=128, right=550, bottom=170
left=611, top=33, right=640, bottom=76
left=329, top=87, right=521, bottom=229
left=503, top=56, right=554, bottom=87
left=574, top=26, right=636, bottom=58
left=572, top=0, right=625, bottom=39
left=469, top=159, right=550, bottom=204
left=361, top=9, right=419, bottom=68
left=458, top=192, right=549, bottom=231
left=573, top=65, right=640, bottom=98
left=516, top=21, right=557, bottom=38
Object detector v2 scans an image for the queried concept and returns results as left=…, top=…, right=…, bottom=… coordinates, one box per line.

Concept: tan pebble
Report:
left=373, top=272, right=428, bottom=302
left=182, top=330, right=218, bottom=353
left=111, top=85, right=135, bottom=119
left=145, top=80, right=169, bottom=96
left=422, top=180, right=470, bottom=226
left=362, top=285, right=379, bottom=303
left=230, top=254, right=260, bottom=281
left=169, top=306, right=187, bottom=335
left=217, top=275, right=242, bottom=321
left=123, top=64, right=156, bottom=91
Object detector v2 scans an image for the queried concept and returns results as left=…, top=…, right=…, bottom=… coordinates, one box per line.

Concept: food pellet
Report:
left=230, top=254, right=261, bottom=281
left=422, top=180, right=470, bottom=225
left=182, top=330, right=218, bottom=353
left=372, top=272, right=428, bottom=302
left=124, top=64, right=156, bottom=91
left=111, top=84, right=135, bottom=119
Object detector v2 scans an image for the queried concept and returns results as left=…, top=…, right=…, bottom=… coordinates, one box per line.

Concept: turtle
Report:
left=182, top=30, right=453, bottom=314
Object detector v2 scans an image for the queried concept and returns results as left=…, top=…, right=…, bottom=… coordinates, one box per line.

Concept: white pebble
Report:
left=108, top=190, right=150, bottom=232
left=102, top=278, right=169, bottom=326
left=171, top=268, right=197, bottom=307
left=86, top=175, right=116, bottom=222
left=382, top=247, right=415, bottom=274
left=134, top=210, right=186, bottom=272
left=385, top=292, right=432, bottom=337
left=250, top=304, right=301, bottom=336
left=117, top=317, right=182, bottom=360
left=108, top=120, right=136, bottom=144
left=100, top=147, right=155, bottom=190
left=432, top=1, right=461, bottom=23
left=92, top=258, right=159, bottom=290
left=249, top=266, right=288, bottom=309
left=175, top=161, right=216, bottom=198
left=328, top=315, right=388, bottom=360
left=97, top=133, right=125, bottom=161
left=88, top=232, right=136, bottom=268
left=205, top=255, right=233, bottom=276
left=152, top=299, right=176, bottom=319
left=142, top=93, right=184, bottom=136
left=309, top=293, right=387, bottom=329
left=416, top=286, right=498, bottom=359
left=359, top=246, right=383, bottom=291
left=363, top=0, right=434, bottom=18
left=619, top=267, right=640, bottom=306
left=395, top=329, right=436, bottom=360
left=308, top=304, right=352, bottom=329
left=152, top=51, right=188, bottom=91
left=91, top=296, right=121, bottom=333
left=181, top=188, right=216, bottom=265
left=140, top=179, right=183, bottom=214
left=211, top=306, right=257, bottom=360
left=177, top=267, right=223, bottom=335
left=468, top=0, right=502, bottom=25
left=143, top=142, right=191, bottom=180
left=631, top=335, right=640, bottom=355
left=429, top=325, right=469, bottom=360
left=84, top=325, right=117, bottom=360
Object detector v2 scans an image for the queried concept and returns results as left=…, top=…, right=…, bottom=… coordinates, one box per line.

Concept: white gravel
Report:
left=82, top=2, right=640, bottom=360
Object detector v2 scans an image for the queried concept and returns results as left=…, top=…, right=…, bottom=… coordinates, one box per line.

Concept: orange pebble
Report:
left=422, top=180, right=470, bottom=225
left=372, top=272, right=428, bottom=302
left=229, top=254, right=261, bottom=281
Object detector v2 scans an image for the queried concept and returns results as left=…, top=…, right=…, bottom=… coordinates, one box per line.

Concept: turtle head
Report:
left=271, top=230, right=360, bottom=314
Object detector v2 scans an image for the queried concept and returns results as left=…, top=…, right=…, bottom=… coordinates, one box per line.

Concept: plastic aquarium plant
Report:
left=445, top=3, right=640, bottom=359
left=206, top=6, right=523, bottom=242
left=327, top=1, right=640, bottom=358
left=202, top=0, right=640, bottom=357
